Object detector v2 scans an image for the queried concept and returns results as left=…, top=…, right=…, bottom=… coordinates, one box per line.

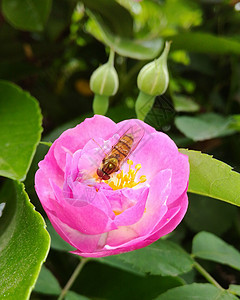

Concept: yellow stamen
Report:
left=105, top=159, right=147, bottom=190
left=127, top=159, right=133, bottom=166
left=135, top=164, right=141, bottom=170
left=139, top=175, right=147, bottom=183
left=113, top=210, right=123, bottom=216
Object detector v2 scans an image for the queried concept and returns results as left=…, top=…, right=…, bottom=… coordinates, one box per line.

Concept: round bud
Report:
left=90, top=50, right=119, bottom=97
left=137, top=41, right=171, bottom=96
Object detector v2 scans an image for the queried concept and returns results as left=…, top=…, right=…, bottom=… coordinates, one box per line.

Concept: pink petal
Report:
left=129, top=132, right=189, bottom=203
left=48, top=183, right=117, bottom=235
left=103, top=189, right=126, bottom=212
left=35, top=116, right=190, bottom=258
left=106, top=226, right=139, bottom=247
left=114, top=187, right=149, bottom=226
left=69, top=182, right=115, bottom=219
left=149, top=192, right=188, bottom=239
left=101, top=170, right=171, bottom=248
left=130, top=169, right=172, bottom=236
left=76, top=138, right=106, bottom=180
left=35, top=167, right=60, bottom=207
left=116, top=119, right=156, bottom=137
left=53, top=115, right=117, bottom=170
left=35, top=143, right=66, bottom=216
left=70, top=192, right=188, bottom=257
left=65, top=150, right=82, bottom=182
left=47, top=213, right=103, bottom=252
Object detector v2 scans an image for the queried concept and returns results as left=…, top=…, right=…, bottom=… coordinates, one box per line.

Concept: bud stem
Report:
left=108, top=48, right=115, bottom=67
left=135, top=91, right=155, bottom=121
left=157, top=41, right=171, bottom=64
left=93, top=94, right=109, bottom=115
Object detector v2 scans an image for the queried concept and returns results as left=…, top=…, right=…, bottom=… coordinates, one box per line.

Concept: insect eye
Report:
left=97, top=168, right=103, bottom=177
left=102, top=174, right=110, bottom=180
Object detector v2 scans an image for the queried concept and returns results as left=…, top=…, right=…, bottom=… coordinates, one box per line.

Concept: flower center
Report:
left=107, top=160, right=147, bottom=190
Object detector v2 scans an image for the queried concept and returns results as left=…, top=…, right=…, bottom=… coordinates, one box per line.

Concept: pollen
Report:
left=113, top=210, right=122, bottom=216
left=107, top=160, right=147, bottom=190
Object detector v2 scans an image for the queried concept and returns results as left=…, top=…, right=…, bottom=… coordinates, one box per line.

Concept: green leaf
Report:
left=155, top=283, right=238, bottom=300
left=114, top=239, right=194, bottom=277
left=98, top=256, right=145, bottom=276
left=74, top=261, right=183, bottom=300
left=66, top=291, right=90, bottom=300
left=228, top=285, right=240, bottom=297
left=0, top=181, right=50, bottom=300
left=34, top=264, right=61, bottom=295
left=192, top=232, right=240, bottom=271
left=2, top=0, right=52, bottom=31
left=175, top=113, right=235, bottom=141
left=80, top=0, right=133, bottom=38
left=185, top=194, right=237, bottom=235
left=85, top=10, right=163, bottom=60
left=144, top=95, right=176, bottom=130
left=172, top=94, right=200, bottom=113
left=171, top=32, right=240, bottom=55
left=0, top=81, right=42, bottom=181
left=179, top=149, right=240, bottom=206
left=162, top=0, right=202, bottom=32
left=230, top=115, right=240, bottom=131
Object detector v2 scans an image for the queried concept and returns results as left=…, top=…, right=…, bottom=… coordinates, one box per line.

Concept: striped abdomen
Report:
left=109, top=134, right=134, bottom=161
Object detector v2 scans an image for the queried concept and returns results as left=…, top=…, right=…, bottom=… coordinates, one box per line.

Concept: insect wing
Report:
left=127, top=124, right=145, bottom=151
left=63, top=186, right=97, bottom=206
left=117, top=124, right=145, bottom=164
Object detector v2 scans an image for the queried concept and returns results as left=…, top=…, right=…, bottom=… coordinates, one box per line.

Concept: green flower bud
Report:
left=137, top=41, right=171, bottom=96
left=90, top=49, right=119, bottom=97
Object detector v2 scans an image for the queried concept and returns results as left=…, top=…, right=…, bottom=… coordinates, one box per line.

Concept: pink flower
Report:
left=35, top=115, right=189, bottom=257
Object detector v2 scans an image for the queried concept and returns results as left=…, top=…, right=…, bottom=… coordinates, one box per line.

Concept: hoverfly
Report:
left=97, top=125, right=145, bottom=180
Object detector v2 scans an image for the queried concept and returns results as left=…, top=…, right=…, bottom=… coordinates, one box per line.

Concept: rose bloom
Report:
left=35, top=115, right=189, bottom=257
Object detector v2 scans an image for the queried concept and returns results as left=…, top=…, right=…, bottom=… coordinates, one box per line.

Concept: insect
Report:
left=97, top=125, right=145, bottom=180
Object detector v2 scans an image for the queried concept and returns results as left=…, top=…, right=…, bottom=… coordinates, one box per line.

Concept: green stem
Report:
left=58, top=258, right=89, bottom=300
left=93, top=94, right=109, bottom=115
left=135, top=91, right=155, bottom=120
left=193, top=261, right=224, bottom=290
left=122, top=60, right=145, bottom=85
left=108, top=48, right=115, bottom=66
left=156, top=40, right=171, bottom=63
